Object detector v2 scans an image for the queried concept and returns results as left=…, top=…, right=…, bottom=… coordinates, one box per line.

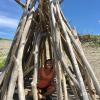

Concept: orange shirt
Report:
left=37, top=67, right=54, bottom=88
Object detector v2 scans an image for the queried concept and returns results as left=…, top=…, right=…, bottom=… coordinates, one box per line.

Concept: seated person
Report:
left=37, top=59, right=55, bottom=100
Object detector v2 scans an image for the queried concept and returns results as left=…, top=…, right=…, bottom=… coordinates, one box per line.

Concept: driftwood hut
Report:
left=0, top=0, right=100, bottom=100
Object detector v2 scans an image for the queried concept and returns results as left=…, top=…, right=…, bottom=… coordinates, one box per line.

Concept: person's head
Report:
left=44, top=59, right=54, bottom=69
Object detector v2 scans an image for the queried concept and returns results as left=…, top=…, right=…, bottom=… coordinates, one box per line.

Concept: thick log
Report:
left=61, top=32, right=97, bottom=99
left=49, top=2, right=80, bottom=100
left=55, top=3, right=89, bottom=100
left=61, top=52, right=80, bottom=88
left=5, top=1, right=34, bottom=99
left=1, top=10, right=28, bottom=100
left=45, top=38, right=51, bottom=59
left=50, top=30, right=63, bottom=100
left=17, top=3, right=33, bottom=99
left=55, top=61, right=63, bottom=100
left=6, top=56, right=19, bottom=100
left=67, top=27, right=100, bottom=96
left=40, top=38, right=46, bottom=67
left=62, top=71, right=69, bottom=100
left=60, top=7, right=100, bottom=95
left=49, top=3, right=63, bottom=99
left=69, top=79, right=80, bottom=100
left=31, top=34, right=41, bottom=100
left=73, top=44, right=97, bottom=100
left=0, top=12, right=25, bottom=86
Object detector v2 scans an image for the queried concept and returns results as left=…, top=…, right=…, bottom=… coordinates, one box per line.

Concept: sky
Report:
left=0, top=0, right=100, bottom=39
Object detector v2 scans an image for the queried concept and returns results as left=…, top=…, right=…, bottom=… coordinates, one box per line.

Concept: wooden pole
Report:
left=54, top=60, right=63, bottom=100
left=73, top=42, right=97, bottom=100
left=45, top=37, right=51, bottom=59
left=31, top=34, right=41, bottom=100
left=55, top=3, right=89, bottom=100
left=67, top=27, right=100, bottom=96
left=49, top=2, right=64, bottom=99
left=30, top=35, right=47, bottom=99
left=6, top=56, right=19, bottom=100
left=5, top=1, right=33, bottom=100
left=62, top=70, right=69, bottom=100
left=60, top=8, right=100, bottom=95
left=1, top=6, right=29, bottom=100
left=17, top=2, right=33, bottom=99
left=69, top=79, right=80, bottom=100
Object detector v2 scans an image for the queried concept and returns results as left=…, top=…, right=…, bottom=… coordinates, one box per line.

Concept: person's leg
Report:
left=46, top=95, right=52, bottom=100
left=38, top=88, right=47, bottom=100
left=45, top=85, right=55, bottom=96
left=44, top=85, right=55, bottom=100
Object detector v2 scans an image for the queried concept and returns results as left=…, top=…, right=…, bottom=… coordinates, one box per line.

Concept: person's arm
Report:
left=43, top=85, right=55, bottom=96
left=40, top=67, right=54, bottom=80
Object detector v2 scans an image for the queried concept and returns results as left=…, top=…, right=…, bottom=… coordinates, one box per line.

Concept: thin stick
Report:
left=62, top=71, right=69, bottom=100
left=69, top=79, right=80, bottom=100
left=15, top=0, right=26, bottom=8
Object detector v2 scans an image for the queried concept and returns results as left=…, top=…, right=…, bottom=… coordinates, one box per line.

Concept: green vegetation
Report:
left=0, top=57, right=5, bottom=68
left=0, top=38, right=11, bottom=68
left=79, top=34, right=100, bottom=46
left=0, top=38, right=12, bottom=41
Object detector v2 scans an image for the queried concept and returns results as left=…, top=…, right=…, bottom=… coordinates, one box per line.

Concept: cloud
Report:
left=0, top=15, right=19, bottom=29
left=98, top=20, right=100, bottom=24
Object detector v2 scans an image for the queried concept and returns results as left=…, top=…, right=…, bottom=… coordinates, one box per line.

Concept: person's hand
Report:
left=42, top=95, right=46, bottom=99
left=38, top=93, right=42, bottom=99
left=38, top=93, right=46, bottom=99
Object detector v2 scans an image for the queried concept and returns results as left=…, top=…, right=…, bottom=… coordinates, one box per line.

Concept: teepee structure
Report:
left=0, top=0, right=100, bottom=100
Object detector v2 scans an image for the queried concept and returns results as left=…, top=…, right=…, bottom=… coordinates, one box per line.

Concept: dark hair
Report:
left=45, top=59, right=53, bottom=65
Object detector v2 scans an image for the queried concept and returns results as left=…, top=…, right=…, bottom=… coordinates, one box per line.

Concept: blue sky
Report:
left=0, top=0, right=100, bottom=39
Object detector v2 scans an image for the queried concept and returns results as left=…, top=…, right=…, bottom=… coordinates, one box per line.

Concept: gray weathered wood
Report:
left=56, top=3, right=89, bottom=100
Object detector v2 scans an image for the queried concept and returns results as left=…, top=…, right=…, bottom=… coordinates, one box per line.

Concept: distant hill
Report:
left=0, top=38, right=12, bottom=41
left=79, top=34, right=100, bottom=46
left=0, top=39, right=12, bottom=68
left=0, top=39, right=12, bottom=50
left=79, top=34, right=100, bottom=42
